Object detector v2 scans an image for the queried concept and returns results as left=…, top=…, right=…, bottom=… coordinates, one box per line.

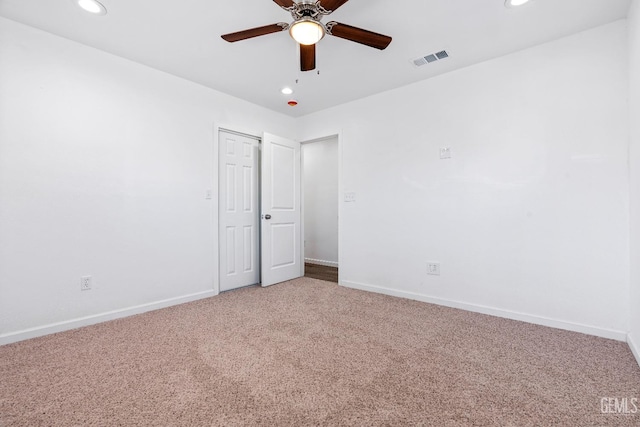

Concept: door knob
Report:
left=264, top=214, right=271, bottom=220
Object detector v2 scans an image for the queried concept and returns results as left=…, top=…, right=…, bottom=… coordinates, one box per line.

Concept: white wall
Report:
left=298, top=20, right=630, bottom=339
left=0, top=17, right=296, bottom=343
left=628, top=0, right=640, bottom=361
left=1, top=15, right=634, bottom=346
left=303, top=137, right=339, bottom=267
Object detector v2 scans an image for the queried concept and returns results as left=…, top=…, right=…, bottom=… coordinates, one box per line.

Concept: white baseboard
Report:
left=305, top=258, right=339, bottom=268
left=628, top=333, right=640, bottom=368
left=0, top=290, right=217, bottom=346
left=341, top=280, right=627, bottom=342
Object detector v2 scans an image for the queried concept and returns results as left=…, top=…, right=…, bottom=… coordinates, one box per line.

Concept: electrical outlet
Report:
left=440, top=147, right=452, bottom=159
left=427, top=263, right=441, bottom=276
left=81, top=276, right=92, bottom=291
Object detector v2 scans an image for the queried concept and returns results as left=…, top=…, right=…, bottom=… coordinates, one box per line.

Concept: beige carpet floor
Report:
left=1, top=278, right=639, bottom=426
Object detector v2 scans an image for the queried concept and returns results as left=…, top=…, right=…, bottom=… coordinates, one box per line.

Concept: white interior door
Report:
left=219, top=130, right=260, bottom=292
left=261, top=133, right=302, bottom=287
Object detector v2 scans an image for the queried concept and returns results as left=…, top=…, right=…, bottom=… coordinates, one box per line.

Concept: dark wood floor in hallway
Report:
left=304, top=263, right=338, bottom=283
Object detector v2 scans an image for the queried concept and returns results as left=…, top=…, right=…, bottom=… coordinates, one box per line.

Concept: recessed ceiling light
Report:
left=281, top=87, right=294, bottom=95
left=505, top=0, right=531, bottom=8
left=76, top=0, right=107, bottom=15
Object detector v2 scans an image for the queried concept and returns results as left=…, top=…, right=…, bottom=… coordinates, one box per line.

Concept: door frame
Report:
left=213, top=124, right=343, bottom=293
left=300, top=131, right=343, bottom=284
left=213, top=123, right=264, bottom=295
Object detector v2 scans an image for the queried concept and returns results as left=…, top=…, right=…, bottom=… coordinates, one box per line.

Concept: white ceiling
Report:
left=0, top=0, right=632, bottom=117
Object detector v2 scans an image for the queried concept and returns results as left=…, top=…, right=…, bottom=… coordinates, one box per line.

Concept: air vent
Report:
left=425, top=54, right=438, bottom=63
left=412, top=50, right=450, bottom=67
left=413, top=57, right=427, bottom=67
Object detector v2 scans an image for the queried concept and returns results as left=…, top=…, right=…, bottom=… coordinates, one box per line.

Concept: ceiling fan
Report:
left=221, top=0, right=392, bottom=72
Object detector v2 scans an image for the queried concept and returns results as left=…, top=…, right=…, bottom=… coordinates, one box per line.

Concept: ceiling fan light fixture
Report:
left=289, top=19, right=325, bottom=45
left=505, top=0, right=531, bottom=7
left=76, top=0, right=107, bottom=15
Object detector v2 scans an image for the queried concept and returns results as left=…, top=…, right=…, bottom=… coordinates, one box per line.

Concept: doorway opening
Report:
left=302, top=135, right=339, bottom=283
left=216, top=127, right=303, bottom=293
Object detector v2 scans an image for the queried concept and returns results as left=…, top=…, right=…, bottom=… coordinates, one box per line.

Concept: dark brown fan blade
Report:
left=273, top=0, right=295, bottom=9
left=221, top=23, right=286, bottom=42
left=327, top=22, right=392, bottom=50
left=318, top=0, right=350, bottom=12
left=300, top=44, right=316, bottom=71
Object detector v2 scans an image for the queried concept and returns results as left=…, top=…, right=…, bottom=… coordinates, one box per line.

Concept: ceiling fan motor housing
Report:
left=290, top=1, right=329, bottom=21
